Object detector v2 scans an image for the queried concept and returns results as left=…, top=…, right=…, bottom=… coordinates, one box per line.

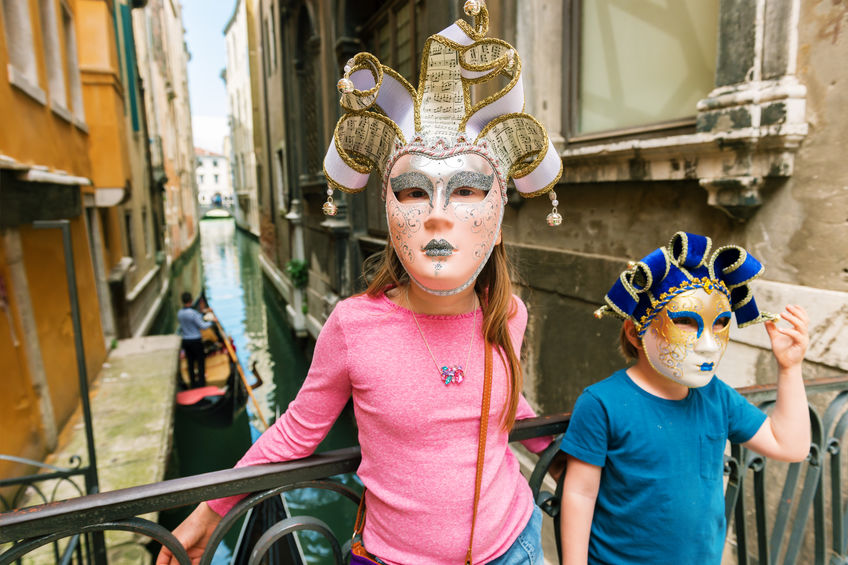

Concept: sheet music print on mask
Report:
left=487, top=118, right=546, bottom=170
left=421, top=42, right=465, bottom=138
left=340, top=116, right=396, bottom=172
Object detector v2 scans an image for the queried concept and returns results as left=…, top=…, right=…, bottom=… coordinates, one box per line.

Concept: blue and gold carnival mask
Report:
left=595, top=232, right=777, bottom=387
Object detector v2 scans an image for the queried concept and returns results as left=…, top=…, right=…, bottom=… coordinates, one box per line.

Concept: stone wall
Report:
left=512, top=0, right=848, bottom=413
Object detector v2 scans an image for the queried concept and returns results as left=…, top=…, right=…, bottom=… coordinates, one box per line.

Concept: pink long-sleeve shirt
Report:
left=207, top=291, right=549, bottom=564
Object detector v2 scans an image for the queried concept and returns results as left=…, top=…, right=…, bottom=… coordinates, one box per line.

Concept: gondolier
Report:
left=178, top=291, right=214, bottom=388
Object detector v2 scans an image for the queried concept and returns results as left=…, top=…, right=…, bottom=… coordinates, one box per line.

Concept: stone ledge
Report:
left=730, top=280, right=848, bottom=372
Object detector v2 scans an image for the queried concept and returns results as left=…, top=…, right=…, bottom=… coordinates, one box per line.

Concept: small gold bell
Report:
left=593, top=308, right=605, bottom=319
left=546, top=210, right=563, bottom=227
left=322, top=198, right=338, bottom=216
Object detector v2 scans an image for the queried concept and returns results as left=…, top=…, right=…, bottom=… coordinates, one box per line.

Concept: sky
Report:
left=182, top=0, right=234, bottom=154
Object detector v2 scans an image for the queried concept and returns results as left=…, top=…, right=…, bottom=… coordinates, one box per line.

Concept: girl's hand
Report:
left=764, top=304, right=809, bottom=371
left=156, top=502, right=222, bottom=565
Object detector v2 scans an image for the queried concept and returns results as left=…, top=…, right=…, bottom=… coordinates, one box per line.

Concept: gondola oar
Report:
left=214, top=319, right=269, bottom=431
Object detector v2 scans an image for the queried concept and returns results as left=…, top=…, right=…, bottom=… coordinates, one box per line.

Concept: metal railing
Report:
left=0, top=380, right=846, bottom=565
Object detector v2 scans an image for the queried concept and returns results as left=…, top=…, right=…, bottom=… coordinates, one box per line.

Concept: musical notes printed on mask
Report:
left=421, top=42, right=465, bottom=136
left=486, top=118, right=545, bottom=166
left=339, top=117, right=398, bottom=166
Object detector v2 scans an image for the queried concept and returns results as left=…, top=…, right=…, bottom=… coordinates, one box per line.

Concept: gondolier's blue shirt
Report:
left=178, top=307, right=211, bottom=340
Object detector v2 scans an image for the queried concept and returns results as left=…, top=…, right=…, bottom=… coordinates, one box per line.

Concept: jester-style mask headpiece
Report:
left=595, top=232, right=778, bottom=387
left=595, top=232, right=777, bottom=335
left=322, top=0, right=563, bottom=226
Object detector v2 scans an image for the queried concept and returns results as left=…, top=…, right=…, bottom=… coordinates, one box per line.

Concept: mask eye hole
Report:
left=671, top=316, right=699, bottom=331
left=666, top=310, right=705, bottom=338
left=451, top=187, right=487, bottom=202
left=713, top=313, right=732, bottom=330
left=395, top=188, right=429, bottom=203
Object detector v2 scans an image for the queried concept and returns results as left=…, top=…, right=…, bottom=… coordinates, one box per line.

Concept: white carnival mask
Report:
left=641, top=287, right=733, bottom=388
left=386, top=152, right=504, bottom=295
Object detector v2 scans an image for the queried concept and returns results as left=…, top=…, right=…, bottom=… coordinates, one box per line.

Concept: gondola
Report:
left=175, top=304, right=249, bottom=428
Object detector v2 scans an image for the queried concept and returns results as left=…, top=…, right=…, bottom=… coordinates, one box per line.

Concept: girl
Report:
left=157, top=3, right=562, bottom=563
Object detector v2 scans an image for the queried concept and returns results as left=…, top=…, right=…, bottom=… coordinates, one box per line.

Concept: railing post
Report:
left=33, top=220, right=106, bottom=565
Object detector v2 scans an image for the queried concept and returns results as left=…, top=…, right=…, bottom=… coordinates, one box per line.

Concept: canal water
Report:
left=163, top=218, right=359, bottom=565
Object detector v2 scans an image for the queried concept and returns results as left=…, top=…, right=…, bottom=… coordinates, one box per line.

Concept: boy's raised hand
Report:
left=764, top=304, right=810, bottom=370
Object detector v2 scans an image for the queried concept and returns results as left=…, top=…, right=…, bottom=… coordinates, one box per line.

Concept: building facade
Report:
left=84, top=0, right=171, bottom=341
left=0, top=0, right=114, bottom=479
left=195, top=147, right=234, bottom=208
left=0, top=0, right=199, bottom=483
left=249, top=0, right=847, bottom=411
left=224, top=0, right=260, bottom=237
left=510, top=0, right=847, bottom=413
left=132, top=0, right=198, bottom=261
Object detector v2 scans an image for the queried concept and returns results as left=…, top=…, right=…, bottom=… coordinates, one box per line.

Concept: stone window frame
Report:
left=59, top=0, right=85, bottom=127
left=560, top=0, right=807, bottom=221
left=359, top=0, right=420, bottom=86
left=562, top=0, right=715, bottom=143
left=2, top=0, right=47, bottom=105
left=38, top=0, right=72, bottom=122
left=123, top=209, right=135, bottom=259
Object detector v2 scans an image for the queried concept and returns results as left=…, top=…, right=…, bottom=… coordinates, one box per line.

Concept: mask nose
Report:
left=424, top=182, right=453, bottom=229
left=694, top=329, right=722, bottom=354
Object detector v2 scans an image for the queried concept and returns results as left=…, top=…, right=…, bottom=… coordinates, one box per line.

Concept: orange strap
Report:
left=465, top=343, right=493, bottom=565
left=353, top=491, right=366, bottom=536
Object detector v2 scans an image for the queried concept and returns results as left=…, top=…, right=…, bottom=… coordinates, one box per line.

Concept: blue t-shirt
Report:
left=177, top=307, right=211, bottom=340
left=560, top=369, right=767, bottom=565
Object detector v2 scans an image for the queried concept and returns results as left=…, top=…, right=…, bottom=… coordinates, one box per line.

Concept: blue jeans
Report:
left=487, top=504, right=544, bottom=564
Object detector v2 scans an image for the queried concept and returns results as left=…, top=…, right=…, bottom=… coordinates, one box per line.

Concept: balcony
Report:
left=1, top=378, right=847, bottom=565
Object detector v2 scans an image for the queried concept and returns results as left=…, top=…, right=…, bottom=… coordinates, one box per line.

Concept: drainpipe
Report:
left=2, top=228, right=58, bottom=451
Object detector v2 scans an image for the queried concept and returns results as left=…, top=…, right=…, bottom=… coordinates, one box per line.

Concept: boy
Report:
left=560, top=232, right=810, bottom=565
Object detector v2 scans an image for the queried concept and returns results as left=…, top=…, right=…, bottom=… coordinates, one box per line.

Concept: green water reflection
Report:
left=170, top=219, right=359, bottom=565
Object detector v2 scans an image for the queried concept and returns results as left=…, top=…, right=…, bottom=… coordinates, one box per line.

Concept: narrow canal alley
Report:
left=164, top=218, right=359, bottom=565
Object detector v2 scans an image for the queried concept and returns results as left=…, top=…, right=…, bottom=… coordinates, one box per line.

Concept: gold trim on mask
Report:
left=636, top=277, right=731, bottom=337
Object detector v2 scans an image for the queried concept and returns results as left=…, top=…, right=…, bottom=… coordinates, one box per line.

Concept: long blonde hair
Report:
left=364, top=242, right=523, bottom=430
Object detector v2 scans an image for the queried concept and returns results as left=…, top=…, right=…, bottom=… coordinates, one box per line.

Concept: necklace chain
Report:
left=406, top=288, right=477, bottom=385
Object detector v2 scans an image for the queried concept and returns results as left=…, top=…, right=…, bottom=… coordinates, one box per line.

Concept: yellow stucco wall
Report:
left=18, top=219, right=106, bottom=432
left=0, top=244, right=46, bottom=481
left=0, top=0, right=91, bottom=176
left=79, top=0, right=131, bottom=191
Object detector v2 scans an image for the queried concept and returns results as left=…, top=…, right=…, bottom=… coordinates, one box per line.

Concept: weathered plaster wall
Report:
left=508, top=181, right=746, bottom=412
left=787, top=0, right=848, bottom=291
left=0, top=242, right=47, bottom=479
left=19, top=220, right=106, bottom=429
left=511, top=0, right=848, bottom=414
